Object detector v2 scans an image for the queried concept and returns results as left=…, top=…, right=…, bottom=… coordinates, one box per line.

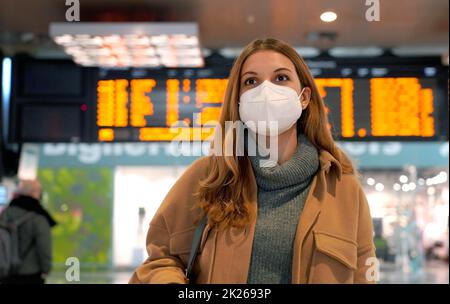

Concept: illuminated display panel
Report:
left=11, top=55, right=446, bottom=144
left=96, top=66, right=448, bottom=142
left=97, top=77, right=227, bottom=141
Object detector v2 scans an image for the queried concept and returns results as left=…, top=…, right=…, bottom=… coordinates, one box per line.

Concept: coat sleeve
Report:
left=354, top=185, right=378, bottom=284
left=128, top=216, right=188, bottom=284
left=34, top=215, right=52, bottom=274
left=128, top=157, right=209, bottom=284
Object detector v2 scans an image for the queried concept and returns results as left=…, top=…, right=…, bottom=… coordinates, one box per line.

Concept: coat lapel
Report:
left=291, top=170, right=323, bottom=283
left=291, top=150, right=342, bottom=283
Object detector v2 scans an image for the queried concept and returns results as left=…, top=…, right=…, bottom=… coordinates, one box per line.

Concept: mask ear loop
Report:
left=298, top=87, right=307, bottom=110
left=298, top=87, right=306, bottom=99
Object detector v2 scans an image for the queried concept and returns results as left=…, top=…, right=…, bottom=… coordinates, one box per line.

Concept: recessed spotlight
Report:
left=375, top=183, right=384, bottom=192
left=320, top=11, right=337, bottom=22
left=367, top=177, right=375, bottom=186
left=399, top=175, right=408, bottom=184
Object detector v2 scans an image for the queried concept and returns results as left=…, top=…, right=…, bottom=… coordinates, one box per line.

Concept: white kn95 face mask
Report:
left=239, top=80, right=305, bottom=136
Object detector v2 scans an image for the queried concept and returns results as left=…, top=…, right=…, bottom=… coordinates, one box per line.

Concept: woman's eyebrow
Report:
left=241, top=67, right=292, bottom=78
left=273, top=67, right=292, bottom=73
left=241, top=71, right=257, bottom=77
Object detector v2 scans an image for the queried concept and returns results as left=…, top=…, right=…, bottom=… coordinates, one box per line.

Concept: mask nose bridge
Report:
left=250, top=80, right=271, bottom=102
left=259, top=80, right=272, bottom=94
left=254, top=80, right=271, bottom=131
left=264, top=80, right=304, bottom=99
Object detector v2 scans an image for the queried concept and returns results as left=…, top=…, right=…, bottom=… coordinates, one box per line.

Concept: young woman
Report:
left=129, top=38, right=377, bottom=284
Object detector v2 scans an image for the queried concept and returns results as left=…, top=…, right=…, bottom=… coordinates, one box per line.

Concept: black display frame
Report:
left=7, top=52, right=449, bottom=143
left=9, top=54, right=98, bottom=143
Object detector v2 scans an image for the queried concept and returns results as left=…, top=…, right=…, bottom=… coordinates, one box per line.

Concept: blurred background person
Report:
left=0, top=180, right=56, bottom=284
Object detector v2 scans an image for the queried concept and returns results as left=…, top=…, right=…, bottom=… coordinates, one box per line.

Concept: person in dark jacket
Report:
left=0, top=180, right=57, bottom=284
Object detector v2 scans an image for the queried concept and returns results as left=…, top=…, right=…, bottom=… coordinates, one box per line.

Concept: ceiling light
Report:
left=320, top=11, right=337, bottom=23
left=294, top=47, right=320, bottom=58
left=399, top=175, right=408, bottom=184
left=366, top=178, right=375, bottom=186
left=375, top=183, right=384, bottom=192
left=329, top=47, right=383, bottom=57
left=49, top=22, right=204, bottom=68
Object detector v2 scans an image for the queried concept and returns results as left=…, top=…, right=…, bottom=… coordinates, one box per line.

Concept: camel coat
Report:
left=129, top=150, right=377, bottom=284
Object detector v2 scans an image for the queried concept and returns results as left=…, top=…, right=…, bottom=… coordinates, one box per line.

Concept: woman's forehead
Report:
left=241, top=50, right=295, bottom=74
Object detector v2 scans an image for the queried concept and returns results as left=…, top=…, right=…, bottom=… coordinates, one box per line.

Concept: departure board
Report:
left=10, top=55, right=447, bottom=144
left=96, top=75, right=447, bottom=142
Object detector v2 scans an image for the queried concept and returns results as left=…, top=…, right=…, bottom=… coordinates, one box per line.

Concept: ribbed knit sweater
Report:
left=247, top=133, right=320, bottom=284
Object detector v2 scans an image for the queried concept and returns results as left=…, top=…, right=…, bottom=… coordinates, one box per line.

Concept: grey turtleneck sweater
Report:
left=246, top=133, right=320, bottom=284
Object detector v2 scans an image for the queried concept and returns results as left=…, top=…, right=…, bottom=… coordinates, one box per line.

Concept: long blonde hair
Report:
left=195, top=38, right=355, bottom=228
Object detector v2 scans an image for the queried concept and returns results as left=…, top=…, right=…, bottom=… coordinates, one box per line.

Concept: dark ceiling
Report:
left=0, top=0, right=448, bottom=56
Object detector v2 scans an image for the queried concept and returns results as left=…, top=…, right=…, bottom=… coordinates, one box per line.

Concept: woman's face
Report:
left=239, top=50, right=311, bottom=109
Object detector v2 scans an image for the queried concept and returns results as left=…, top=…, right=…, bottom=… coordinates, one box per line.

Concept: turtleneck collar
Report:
left=248, top=132, right=320, bottom=191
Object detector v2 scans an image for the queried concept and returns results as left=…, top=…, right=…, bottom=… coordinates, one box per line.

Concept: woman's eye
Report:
left=244, top=78, right=257, bottom=86
left=276, top=74, right=289, bottom=82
